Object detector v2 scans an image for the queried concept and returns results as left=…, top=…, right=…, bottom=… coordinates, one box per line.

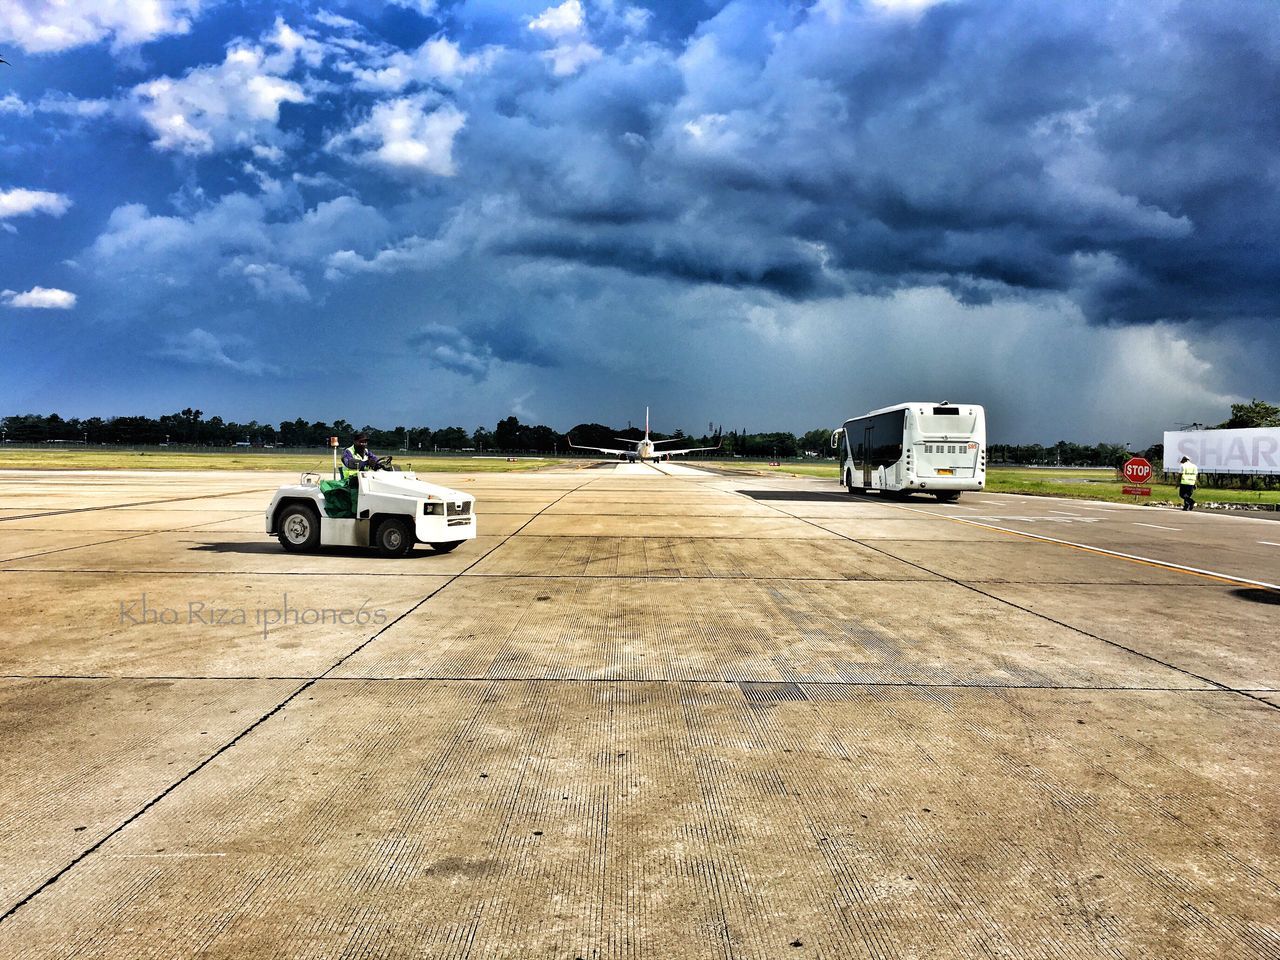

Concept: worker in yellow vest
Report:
left=341, top=433, right=392, bottom=480
left=1177, top=456, right=1198, bottom=511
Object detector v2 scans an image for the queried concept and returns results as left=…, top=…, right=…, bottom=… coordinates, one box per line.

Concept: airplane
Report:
left=568, top=408, right=721, bottom=463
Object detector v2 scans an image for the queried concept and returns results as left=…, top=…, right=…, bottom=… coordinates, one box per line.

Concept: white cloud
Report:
left=234, top=260, right=310, bottom=301
left=89, top=195, right=270, bottom=264
left=326, top=234, right=451, bottom=278
left=619, top=7, right=651, bottom=33
left=1, top=286, right=77, bottom=309
left=527, top=0, right=600, bottom=76
left=0, top=0, right=208, bottom=53
left=542, top=41, right=602, bottom=76
left=330, top=95, right=465, bottom=177
left=0, top=92, right=110, bottom=117
left=529, top=0, right=585, bottom=38
left=158, top=327, right=277, bottom=375
left=0, top=188, right=71, bottom=220
left=866, top=0, right=949, bottom=15
left=129, top=22, right=309, bottom=156
left=85, top=192, right=391, bottom=316
left=387, top=0, right=437, bottom=14
left=349, top=36, right=496, bottom=93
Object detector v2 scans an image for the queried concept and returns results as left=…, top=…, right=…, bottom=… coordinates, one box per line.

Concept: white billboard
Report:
left=1163, top=427, right=1280, bottom=475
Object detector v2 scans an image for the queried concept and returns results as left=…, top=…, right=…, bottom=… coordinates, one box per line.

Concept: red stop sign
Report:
left=1123, top=457, right=1153, bottom=484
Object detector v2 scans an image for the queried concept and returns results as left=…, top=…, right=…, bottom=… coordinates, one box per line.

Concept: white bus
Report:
left=831, top=401, right=987, bottom=502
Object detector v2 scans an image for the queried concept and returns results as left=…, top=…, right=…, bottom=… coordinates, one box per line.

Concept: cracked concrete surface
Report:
left=0, top=465, right=1276, bottom=958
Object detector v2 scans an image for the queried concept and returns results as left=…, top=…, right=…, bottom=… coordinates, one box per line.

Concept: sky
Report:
left=1, top=0, right=1277, bottom=444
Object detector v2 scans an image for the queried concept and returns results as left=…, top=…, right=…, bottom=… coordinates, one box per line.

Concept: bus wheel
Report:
left=844, top=470, right=857, bottom=495
left=935, top=492, right=961, bottom=503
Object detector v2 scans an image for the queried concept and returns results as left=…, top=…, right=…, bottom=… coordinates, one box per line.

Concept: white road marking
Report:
left=963, top=515, right=1101, bottom=524
left=1048, top=510, right=1082, bottom=516
left=1261, top=541, right=1280, bottom=547
left=1134, top=522, right=1181, bottom=531
left=908, top=512, right=1280, bottom=590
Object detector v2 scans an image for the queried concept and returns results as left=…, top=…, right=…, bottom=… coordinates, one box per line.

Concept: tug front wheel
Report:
left=430, top=541, right=463, bottom=554
left=374, top=517, right=415, bottom=558
left=277, top=504, right=320, bottom=553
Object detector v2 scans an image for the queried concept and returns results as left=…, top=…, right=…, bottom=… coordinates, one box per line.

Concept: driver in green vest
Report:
left=341, top=433, right=392, bottom=479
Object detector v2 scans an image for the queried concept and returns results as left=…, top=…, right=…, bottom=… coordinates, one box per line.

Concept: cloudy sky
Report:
left=1, top=0, right=1276, bottom=443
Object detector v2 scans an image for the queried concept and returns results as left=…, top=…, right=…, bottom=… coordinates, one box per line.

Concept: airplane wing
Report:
left=655, top=441, right=722, bottom=457
left=568, top=438, right=633, bottom=456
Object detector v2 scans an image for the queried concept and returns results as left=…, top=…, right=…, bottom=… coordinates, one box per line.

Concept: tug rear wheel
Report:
left=374, top=517, right=415, bottom=558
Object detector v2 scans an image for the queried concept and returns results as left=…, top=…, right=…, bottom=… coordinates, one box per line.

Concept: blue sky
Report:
left=1, top=0, right=1277, bottom=443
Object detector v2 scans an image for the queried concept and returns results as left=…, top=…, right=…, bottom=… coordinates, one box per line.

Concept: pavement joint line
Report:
left=0, top=473, right=597, bottom=928
left=0, top=531, right=159, bottom=565
left=0, top=514, right=267, bottom=565
left=3, top=568, right=1242, bottom=586
left=0, top=673, right=1243, bottom=692
left=726, top=479, right=1280, bottom=714
left=0, top=486, right=277, bottom=523
left=0, top=519, right=267, bottom=563
left=1, top=570, right=1246, bottom=588
left=0, top=568, right=941, bottom=582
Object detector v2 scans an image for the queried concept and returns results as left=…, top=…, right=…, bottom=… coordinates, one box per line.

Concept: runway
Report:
left=0, top=466, right=1276, bottom=958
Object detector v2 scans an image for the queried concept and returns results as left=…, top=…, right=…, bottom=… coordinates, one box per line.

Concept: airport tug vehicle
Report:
left=265, top=439, right=476, bottom=558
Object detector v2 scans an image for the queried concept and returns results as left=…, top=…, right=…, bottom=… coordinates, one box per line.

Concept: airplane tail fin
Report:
left=645, top=406, right=650, bottom=438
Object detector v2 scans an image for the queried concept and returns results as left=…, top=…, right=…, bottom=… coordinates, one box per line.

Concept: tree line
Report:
left=0, top=409, right=805, bottom=456
left=3, top=399, right=1275, bottom=459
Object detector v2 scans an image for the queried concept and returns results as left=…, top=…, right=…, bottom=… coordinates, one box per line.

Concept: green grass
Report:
left=724, top=460, right=1280, bottom=505
left=0, top=449, right=568, bottom=473
left=984, top=467, right=1280, bottom=505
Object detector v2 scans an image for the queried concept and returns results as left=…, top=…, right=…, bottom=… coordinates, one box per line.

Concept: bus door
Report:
left=862, top=426, right=874, bottom=487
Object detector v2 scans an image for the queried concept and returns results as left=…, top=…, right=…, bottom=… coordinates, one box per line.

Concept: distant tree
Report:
left=522, top=424, right=561, bottom=452
left=431, top=427, right=469, bottom=449
left=472, top=427, right=493, bottom=450
left=800, top=428, right=833, bottom=455
left=1217, top=398, right=1280, bottom=429
left=309, top=421, right=333, bottom=446
left=566, top=422, right=614, bottom=448
left=494, top=416, right=522, bottom=450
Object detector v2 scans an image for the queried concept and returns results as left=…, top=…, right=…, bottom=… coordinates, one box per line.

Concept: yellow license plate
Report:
left=937, top=468, right=954, bottom=475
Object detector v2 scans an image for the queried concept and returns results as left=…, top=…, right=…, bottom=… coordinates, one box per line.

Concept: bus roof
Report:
left=853, top=401, right=985, bottom=418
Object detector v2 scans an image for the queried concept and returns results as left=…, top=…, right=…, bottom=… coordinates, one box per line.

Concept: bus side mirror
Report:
left=830, top=430, right=842, bottom=450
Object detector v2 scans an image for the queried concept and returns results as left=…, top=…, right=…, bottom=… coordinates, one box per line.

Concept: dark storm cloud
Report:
left=438, top=0, right=1279, bottom=325
left=4, top=0, right=1276, bottom=437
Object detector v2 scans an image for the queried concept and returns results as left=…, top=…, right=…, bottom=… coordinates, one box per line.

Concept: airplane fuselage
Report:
left=568, top=407, right=719, bottom=462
